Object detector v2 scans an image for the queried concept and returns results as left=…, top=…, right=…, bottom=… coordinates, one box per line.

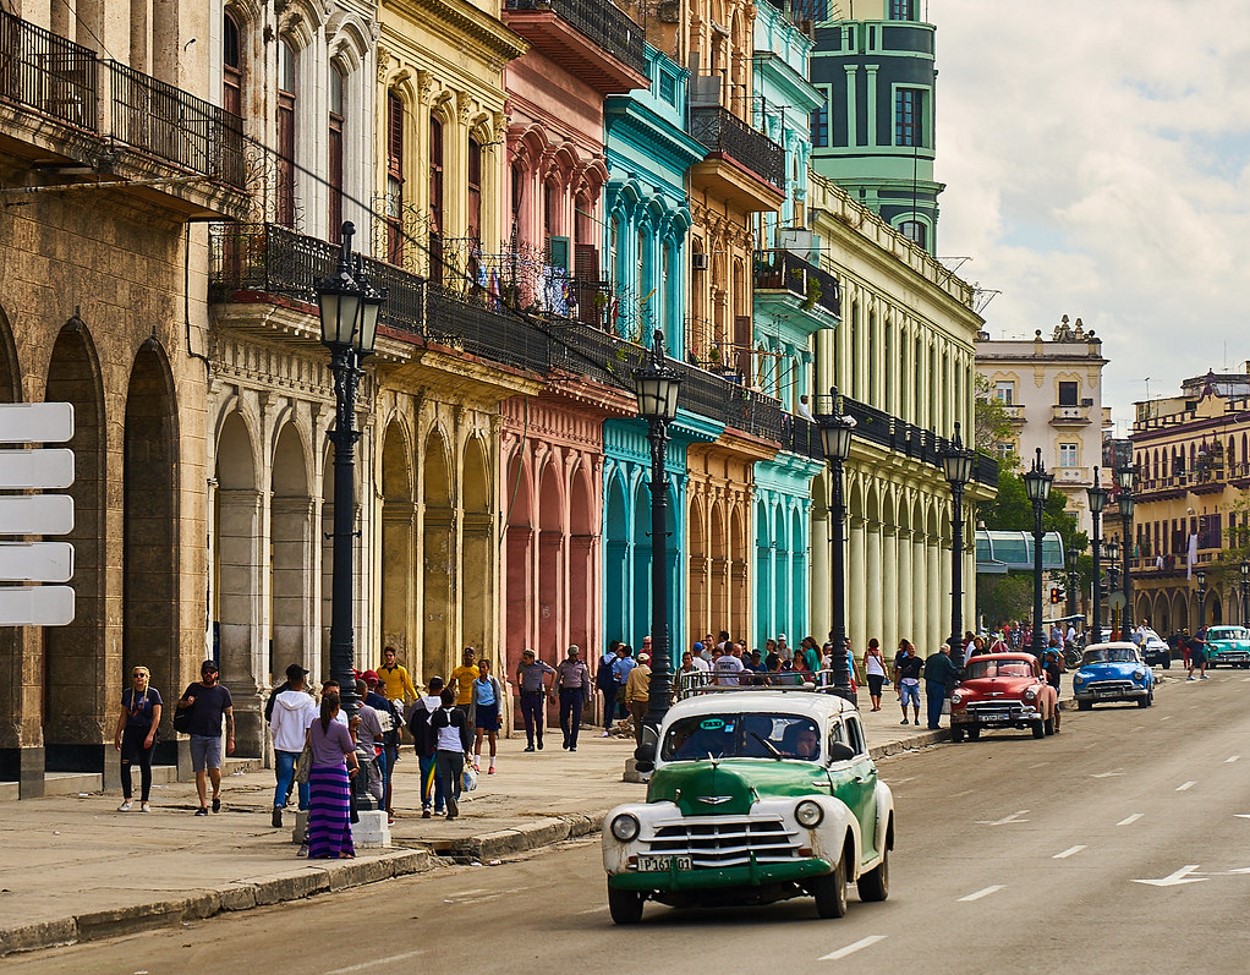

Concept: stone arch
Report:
left=535, top=460, right=565, bottom=663
left=423, top=427, right=455, bottom=676
left=42, top=320, right=106, bottom=771
left=461, top=435, right=493, bottom=658
left=605, top=469, right=630, bottom=646
left=630, top=475, right=653, bottom=647
left=504, top=446, right=535, bottom=662
left=730, top=503, right=748, bottom=639
left=567, top=461, right=597, bottom=660
left=687, top=492, right=707, bottom=644
left=123, top=342, right=179, bottom=757
left=270, top=419, right=313, bottom=689
left=0, top=303, right=19, bottom=402
left=380, top=419, right=415, bottom=660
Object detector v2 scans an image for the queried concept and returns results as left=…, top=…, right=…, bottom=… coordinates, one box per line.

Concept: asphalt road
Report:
left=11, top=670, right=1250, bottom=975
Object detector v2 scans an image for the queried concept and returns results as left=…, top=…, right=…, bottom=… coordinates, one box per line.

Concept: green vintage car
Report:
left=1204, top=626, right=1250, bottom=668
left=602, top=690, right=894, bottom=924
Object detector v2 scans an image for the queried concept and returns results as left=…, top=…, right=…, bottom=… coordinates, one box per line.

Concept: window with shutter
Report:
left=386, top=91, right=404, bottom=264
left=328, top=66, right=344, bottom=238
left=276, top=40, right=296, bottom=228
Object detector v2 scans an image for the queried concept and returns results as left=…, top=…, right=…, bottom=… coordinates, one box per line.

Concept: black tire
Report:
left=1078, top=699, right=1092, bottom=711
left=967, top=726, right=981, bottom=740
left=1031, top=719, right=1045, bottom=739
left=951, top=725, right=965, bottom=743
left=857, top=846, right=889, bottom=903
left=1138, top=692, right=1152, bottom=708
left=1163, top=658, right=1171, bottom=670
left=607, top=886, right=644, bottom=925
left=811, top=856, right=849, bottom=919
left=1043, top=714, right=1056, bottom=736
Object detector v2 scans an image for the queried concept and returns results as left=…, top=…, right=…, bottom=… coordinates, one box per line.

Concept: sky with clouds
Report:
left=932, top=0, right=1250, bottom=432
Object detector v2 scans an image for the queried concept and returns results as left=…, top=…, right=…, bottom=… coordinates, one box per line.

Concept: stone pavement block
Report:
left=0, top=918, right=77, bottom=955
left=325, top=856, right=396, bottom=891
left=75, top=893, right=218, bottom=943
left=219, top=885, right=259, bottom=912
left=251, top=869, right=331, bottom=906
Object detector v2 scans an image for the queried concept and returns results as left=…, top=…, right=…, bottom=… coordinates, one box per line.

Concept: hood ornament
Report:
left=698, top=795, right=734, bottom=805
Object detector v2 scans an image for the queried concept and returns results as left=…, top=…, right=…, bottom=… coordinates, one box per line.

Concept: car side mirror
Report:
left=828, top=741, right=855, bottom=764
left=634, top=726, right=658, bottom=773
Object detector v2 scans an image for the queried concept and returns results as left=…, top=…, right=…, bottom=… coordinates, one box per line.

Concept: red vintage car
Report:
left=949, top=653, right=1059, bottom=742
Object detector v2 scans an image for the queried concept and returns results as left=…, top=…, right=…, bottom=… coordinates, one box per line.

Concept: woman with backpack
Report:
left=408, top=676, right=447, bottom=818
left=430, top=687, right=473, bottom=820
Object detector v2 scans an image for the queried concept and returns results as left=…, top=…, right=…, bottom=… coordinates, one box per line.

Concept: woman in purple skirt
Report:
left=306, top=691, right=360, bottom=859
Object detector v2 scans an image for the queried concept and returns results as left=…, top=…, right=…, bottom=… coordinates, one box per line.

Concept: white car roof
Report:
left=1083, top=642, right=1141, bottom=652
left=660, top=690, right=855, bottom=726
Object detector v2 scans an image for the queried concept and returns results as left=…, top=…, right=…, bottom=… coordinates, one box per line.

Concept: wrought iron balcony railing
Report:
left=754, top=248, right=842, bottom=319
left=689, top=105, right=786, bottom=191
left=0, top=10, right=245, bottom=187
left=503, top=0, right=647, bottom=78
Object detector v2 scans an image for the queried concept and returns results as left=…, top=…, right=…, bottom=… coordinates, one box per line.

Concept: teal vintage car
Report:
left=602, top=690, right=893, bottom=924
left=1204, top=626, right=1250, bottom=668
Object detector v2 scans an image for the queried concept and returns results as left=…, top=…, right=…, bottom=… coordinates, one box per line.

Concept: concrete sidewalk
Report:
left=0, top=703, right=944, bottom=956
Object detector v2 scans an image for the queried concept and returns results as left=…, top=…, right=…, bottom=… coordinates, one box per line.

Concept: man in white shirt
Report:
left=713, top=649, right=745, bottom=686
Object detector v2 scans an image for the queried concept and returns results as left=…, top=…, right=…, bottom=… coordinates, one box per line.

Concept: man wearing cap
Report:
left=176, top=661, right=235, bottom=816
left=515, top=649, right=556, bottom=751
left=624, top=653, right=652, bottom=746
left=362, top=670, right=403, bottom=822
left=268, top=663, right=316, bottom=828
left=554, top=645, right=591, bottom=751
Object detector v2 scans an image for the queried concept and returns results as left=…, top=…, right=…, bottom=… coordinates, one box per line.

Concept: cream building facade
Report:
left=976, top=316, right=1109, bottom=537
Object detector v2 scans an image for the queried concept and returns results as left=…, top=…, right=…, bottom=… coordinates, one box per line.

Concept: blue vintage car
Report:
left=1203, top=626, right=1250, bottom=668
left=1072, top=643, right=1155, bottom=710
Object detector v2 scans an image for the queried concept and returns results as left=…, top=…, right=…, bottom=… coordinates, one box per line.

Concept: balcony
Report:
left=1002, top=402, right=1026, bottom=424
left=502, top=0, right=647, bottom=94
left=688, top=105, right=786, bottom=212
left=0, top=11, right=245, bottom=216
left=1050, top=403, right=1092, bottom=426
left=753, top=249, right=842, bottom=322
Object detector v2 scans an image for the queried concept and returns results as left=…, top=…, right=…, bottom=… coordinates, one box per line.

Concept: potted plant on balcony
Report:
left=803, top=274, right=823, bottom=312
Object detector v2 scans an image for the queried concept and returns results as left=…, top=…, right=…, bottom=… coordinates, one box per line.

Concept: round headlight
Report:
left=795, top=800, right=824, bottom=828
left=1133, top=669, right=1145, bottom=681
left=1024, top=687, right=1037, bottom=700
left=951, top=691, right=964, bottom=705
left=1073, top=674, right=1085, bottom=685
left=610, top=813, right=640, bottom=842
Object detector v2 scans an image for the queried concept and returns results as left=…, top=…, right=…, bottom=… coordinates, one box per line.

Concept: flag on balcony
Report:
left=1187, top=533, right=1198, bottom=579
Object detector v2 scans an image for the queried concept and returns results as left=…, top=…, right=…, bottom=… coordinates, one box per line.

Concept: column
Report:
left=897, top=529, right=913, bottom=646
left=927, top=537, right=941, bottom=652
left=848, top=514, right=866, bottom=653
left=810, top=500, right=831, bottom=643
left=866, top=519, right=882, bottom=648
left=881, top=525, right=898, bottom=655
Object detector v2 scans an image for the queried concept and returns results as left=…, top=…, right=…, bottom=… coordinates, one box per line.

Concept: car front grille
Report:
left=1088, top=680, right=1135, bottom=694
left=644, top=817, right=800, bottom=867
left=967, top=701, right=1031, bottom=718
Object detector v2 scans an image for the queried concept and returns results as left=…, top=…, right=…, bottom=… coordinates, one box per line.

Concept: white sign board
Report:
left=0, top=542, right=74, bottom=583
left=0, top=585, right=75, bottom=626
left=0, top=402, right=74, bottom=443
left=0, top=496, right=74, bottom=535
left=0, top=448, right=74, bottom=490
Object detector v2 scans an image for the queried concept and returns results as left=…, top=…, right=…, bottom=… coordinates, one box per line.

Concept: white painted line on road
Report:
left=949, top=789, right=975, bottom=799
left=1091, top=770, right=1124, bottom=778
left=959, top=885, right=1006, bottom=902
left=1028, top=762, right=1049, bottom=769
left=1118, top=813, right=1144, bottom=826
left=1242, top=677, right=1250, bottom=683
left=819, top=936, right=888, bottom=961
left=1177, top=781, right=1197, bottom=792
left=1161, top=715, right=1173, bottom=721
left=891, top=776, right=917, bottom=785
left=1227, top=755, right=1240, bottom=763
left=326, top=949, right=425, bottom=974
left=1133, top=865, right=1206, bottom=887
left=574, top=906, right=607, bottom=915
left=976, top=810, right=1030, bottom=826
left=1234, top=814, right=1250, bottom=819
left=1054, top=845, right=1087, bottom=859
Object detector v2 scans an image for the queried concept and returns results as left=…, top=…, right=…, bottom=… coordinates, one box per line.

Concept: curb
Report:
left=0, top=848, right=438, bottom=957
left=436, top=811, right=608, bottom=860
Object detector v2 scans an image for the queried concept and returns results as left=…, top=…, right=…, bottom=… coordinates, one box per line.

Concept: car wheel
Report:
left=1043, top=713, right=1056, bottom=736
left=967, top=726, right=981, bottom=741
left=1163, top=658, right=1171, bottom=670
left=1031, top=719, right=1045, bottom=739
left=607, top=886, right=645, bottom=925
left=951, top=725, right=965, bottom=743
left=811, top=855, right=849, bottom=919
left=857, top=846, right=889, bottom=903
left=1139, top=692, right=1153, bottom=708
left=1077, top=699, right=1092, bottom=711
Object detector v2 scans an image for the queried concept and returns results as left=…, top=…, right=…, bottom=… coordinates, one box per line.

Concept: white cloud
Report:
left=935, top=0, right=1250, bottom=429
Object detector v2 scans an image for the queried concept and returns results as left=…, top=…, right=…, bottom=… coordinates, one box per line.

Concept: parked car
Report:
left=949, top=653, right=1060, bottom=741
left=1137, top=627, right=1172, bottom=669
left=1204, top=626, right=1250, bottom=668
left=602, top=690, right=894, bottom=924
left=1072, top=643, right=1155, bottom=709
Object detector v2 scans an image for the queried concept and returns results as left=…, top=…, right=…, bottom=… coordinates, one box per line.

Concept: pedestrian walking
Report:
left=555, top=646, right=591, bottom=751
left=268, top=663, right=315, bottom=828
left=352, top=679, right=387, bottom=806
left=894, top=641, right=922, bottom=726
left=624, top=653, right=651, bottom=746
left=114, top=665, right=162, bottom=813
left=597, top=641, right=621, bottom=735
left=176, top=660, right=235, bottom=816
left=361, top=670, right=402, bottom=823
left=408, top=676, right=447, bottom=818
left=449, top=648, right=479, bottom=722
left=515, top=649, right=556, bottom=751
left=305, top=690, right=359, bottom=859
left=472, top=658, right=504, bottom=774
left=1187, top=630, right=1209, bottom=680
left=923, top=644, right=959, bottom=730
left=863, top=639, right=887, bottom=711
left=430, top=687, right=473, bottom=821
left=377, top=646, right=418, bottom=707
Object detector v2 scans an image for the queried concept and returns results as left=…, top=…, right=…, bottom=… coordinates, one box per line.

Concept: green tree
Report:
left=976, top=573, right=1033, bottom=628
left=973, top=374, right=1015, bottom=458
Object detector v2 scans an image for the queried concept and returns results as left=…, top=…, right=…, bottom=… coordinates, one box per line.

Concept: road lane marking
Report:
left=1161, top=715, right=1173, bottom=721
left=959, top=885, right=1005, bottom=902
left=1118, top=813, right=1144, bottom=826
left=1242, top=677, right=1250, bottom=683
left=1234, top=814, right=1250, bottom=819
left=1028, top=762, right=1049, bottom=769
left=1091, top=770, right=1124, bottom=778
left=1227, top=756, right=1240, bottom=763
left=326, top=950, right=425, bottom=974
left=574, top=906, right=606, bottom=915
left=1133, top=865, right=1206, bottom=887
left=1177, top=781, right=1197, bottom=792
left=1054, top=845, right=1087, bottom=859
left=819, top=936, right=888, bottom=961
left=976, top=809, right=1029, bottom=826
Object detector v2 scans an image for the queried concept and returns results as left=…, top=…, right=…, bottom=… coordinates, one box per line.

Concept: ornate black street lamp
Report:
left=1116, top=464, right=1137, bottom=633
left=1196, top=569, right=1208, bottom=632
left=634, top=329, right=682, bottom=733
left=1087, top=467, right=1108, bottom=641
left=1066, top=549, right=1079, bottom=619
left=317, top=221, right=383, bottom=751
left=1022, top=447, right=1053, bottom=655
left=1105, top=539, right=1120, bottom=637
left=818, top=388, right=856, bottom=701
left=1241, top=560, right=1250, bottom=625
left=941, top=421, right=974, bottom=668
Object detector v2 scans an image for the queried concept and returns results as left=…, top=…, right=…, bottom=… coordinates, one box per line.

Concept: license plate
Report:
left=981, top=713, right=1007, bottom=723
left=1096, top=689, right=1118, bottom=697
left=637, top=854, right=692, bottom=872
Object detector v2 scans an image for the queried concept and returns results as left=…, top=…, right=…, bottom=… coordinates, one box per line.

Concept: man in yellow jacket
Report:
left=624, top=653, right=651, bottom=747
left=378, top=646, right=418, bottom=706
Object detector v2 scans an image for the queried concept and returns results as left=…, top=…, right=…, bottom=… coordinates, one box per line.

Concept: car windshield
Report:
left=1083, top=648, right=1138, bottom=665
left=1210, top=628, right=1248, bottom=641
left=660, top=713, right=821, bottom=762
left=964, top=659, right=1033, bottom=679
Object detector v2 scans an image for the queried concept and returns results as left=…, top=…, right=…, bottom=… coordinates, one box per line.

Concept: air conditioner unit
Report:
left=691, top=253, right=709, bottom=271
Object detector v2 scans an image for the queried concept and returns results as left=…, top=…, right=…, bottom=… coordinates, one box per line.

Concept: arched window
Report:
left=385, top=91, right=404, bottom=264
left=467, top=137, right=482, bottom=243
left=429, top=114, right=444, bottom=282
left=276, top=39, right=297, bottom=227
left=328, top=65, right=345, bottom=237
left=223, top=13, right=242, bottom=117
left=899, top=220, right=926, bottom=248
